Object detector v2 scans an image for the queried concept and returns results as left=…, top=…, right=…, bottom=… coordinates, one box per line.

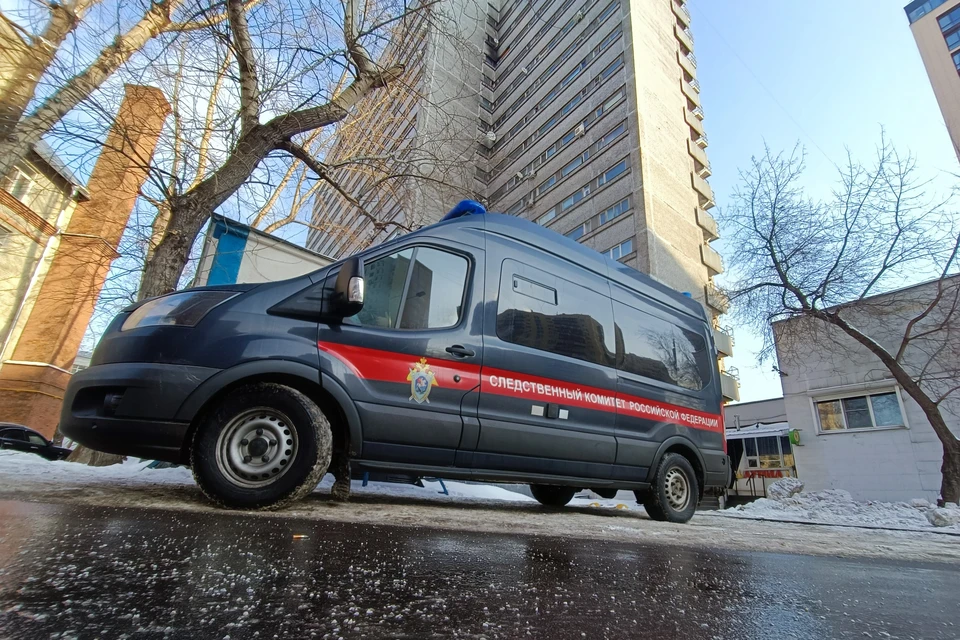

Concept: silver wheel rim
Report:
left=664, top=468, right=690, bottom=511
left=215, top=408, right=298, bottom=488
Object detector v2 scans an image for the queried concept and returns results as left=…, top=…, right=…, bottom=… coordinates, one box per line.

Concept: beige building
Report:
left=309, top=0, right=736, bottom=399
left=0, top=143, right=88, bottom=365
left=906, top=0, right=960, bottom=161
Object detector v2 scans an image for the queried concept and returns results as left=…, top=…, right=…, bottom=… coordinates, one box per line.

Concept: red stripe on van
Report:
left=318, top=341, right=481, bottom=388
left=318, top=341, right=722, bottom=433
left=481, top=367, right=722, bottom=433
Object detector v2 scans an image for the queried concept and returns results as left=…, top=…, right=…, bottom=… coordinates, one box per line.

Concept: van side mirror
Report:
left=333, top=256, right=364, bottom=317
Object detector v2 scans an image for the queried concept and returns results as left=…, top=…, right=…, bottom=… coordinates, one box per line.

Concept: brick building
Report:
left=0, top=86, right=169, bottom=438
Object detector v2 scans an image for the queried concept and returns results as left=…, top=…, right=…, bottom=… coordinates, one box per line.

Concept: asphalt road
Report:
left=0, top=500, right=957, bottom=640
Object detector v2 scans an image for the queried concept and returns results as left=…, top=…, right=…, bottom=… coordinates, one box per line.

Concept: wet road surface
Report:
left=0, top=500, right=957, bottom=639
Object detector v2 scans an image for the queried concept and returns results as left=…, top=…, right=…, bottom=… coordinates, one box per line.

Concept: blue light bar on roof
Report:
left=441, top=199, right=486, bottom=221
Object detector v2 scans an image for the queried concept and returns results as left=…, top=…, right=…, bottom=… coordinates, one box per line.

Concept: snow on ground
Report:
left=0, top=450, right=533, bottom=504
left=712, top=486, right=960, bottom=533
left=4, top=451, right=960, bottom=564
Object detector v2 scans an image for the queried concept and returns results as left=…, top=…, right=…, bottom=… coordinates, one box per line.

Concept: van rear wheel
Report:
left=637, top=453, right=698, bottom=523
left=191, top=383, right=332, bottom=510
left=530, top=484, right=576, bottom=507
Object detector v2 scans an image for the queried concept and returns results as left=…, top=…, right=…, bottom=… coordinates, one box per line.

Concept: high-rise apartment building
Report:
left=308, top=0, right=736, bottom=399
left=906, top=0, right=960, bottom=161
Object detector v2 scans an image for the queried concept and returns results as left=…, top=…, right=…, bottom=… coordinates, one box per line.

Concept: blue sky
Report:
left=690, top=0, right=960, bottom=403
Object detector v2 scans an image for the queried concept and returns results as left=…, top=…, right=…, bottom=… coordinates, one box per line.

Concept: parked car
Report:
left=61, top=202, right=727, bottom=522
left=0, top=424, right=72, bottom=461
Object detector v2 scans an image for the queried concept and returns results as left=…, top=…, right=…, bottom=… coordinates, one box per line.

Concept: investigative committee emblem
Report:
left=407, top=357, right=439, bottom=404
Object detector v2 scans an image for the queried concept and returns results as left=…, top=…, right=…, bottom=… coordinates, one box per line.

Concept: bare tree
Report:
left=0, top=0, right=242, bottom=178
left=136, top=0, right=459, bottom=300
left=720, top=139, right=960, bottom=504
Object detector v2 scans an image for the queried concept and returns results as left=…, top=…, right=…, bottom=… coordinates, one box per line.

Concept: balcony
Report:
left=675, top=24, right=694, bottom=52
left=692, top=105, right=704, bottom=120
left=701, top=243, right=723, bottom=276
left=696, top=207, right=719, bottom=241
left=672, top=1, right=691, bottom=27
left=705, top=283, right=729, bottom=315
left=688, top=137, right=709, bottom=165
left=681, top=79, right=700, bottom=106
left=692, top=172, right=715, bottom=209
left=677, top=50, right=696, bottom=78
left=695, top=158, right=712, bottom=178
left=714, top=328, right=734, bottom=358
left=685, top=109, right=704, bottom=136
left=720, top=371, right=740, bottom=402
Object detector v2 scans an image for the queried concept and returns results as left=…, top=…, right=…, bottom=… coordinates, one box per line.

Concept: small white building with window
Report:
left=768, top=278, right=960, bottom=504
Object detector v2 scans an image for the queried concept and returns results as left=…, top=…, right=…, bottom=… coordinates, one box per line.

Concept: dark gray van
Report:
left=61, top=203, right=727, bottom=522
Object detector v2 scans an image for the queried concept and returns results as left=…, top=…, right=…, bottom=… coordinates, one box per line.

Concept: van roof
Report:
left=422, top=210, right=708, bottom=323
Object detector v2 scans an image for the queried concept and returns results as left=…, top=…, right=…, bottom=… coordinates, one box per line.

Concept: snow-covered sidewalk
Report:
left=0, top=450, right=534, bottom=504
left=710, top=480, right=960, bottom=534
left=3, top=451, right=960, bottom=563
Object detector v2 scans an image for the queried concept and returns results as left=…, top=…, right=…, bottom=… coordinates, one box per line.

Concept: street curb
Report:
left=701, top=511, right=960, bottom=537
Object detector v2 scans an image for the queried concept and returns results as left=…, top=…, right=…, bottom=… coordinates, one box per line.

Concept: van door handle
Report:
left=445, top=345, right=475, bottom=358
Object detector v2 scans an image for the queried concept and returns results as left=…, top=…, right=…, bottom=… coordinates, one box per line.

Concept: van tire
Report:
left=191, top=383, right=332, bottom=510
left=638, top=453, right=698, bottom=523
left=530, top=484, right=576, bottom=507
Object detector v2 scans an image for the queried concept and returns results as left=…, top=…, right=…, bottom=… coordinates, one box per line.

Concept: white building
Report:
left=767, top=277, right=960, bottom=503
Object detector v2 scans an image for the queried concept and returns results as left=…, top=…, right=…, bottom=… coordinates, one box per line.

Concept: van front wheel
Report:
left=530, top=484, right=576, bottom=507
left=637, top=453, right=698, bottom=523
left=191, top=383, right=332, bottom=510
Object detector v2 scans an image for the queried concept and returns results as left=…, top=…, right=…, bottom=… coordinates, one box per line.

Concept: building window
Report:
left=939, top=5, right=960, bottom=32
left=537, top=209, right=556, bottom=225
left=599, top=197, right=630, bottom=225
left=607, top=238, right=633, bottom=261
left=597, top=159, right=628, bottom=187
left=4, top=167, right=36, bottom=203
left=953, top=50, right=960, bottom=71
left=566, top=198, right=630, bottom=242
left=814, top=390, right=906, bottom=433
left=741, top=436, right=794, bottom=470
left=536, top=175, right=557, bottom=196
left=946, top=28, right=960, bottom=51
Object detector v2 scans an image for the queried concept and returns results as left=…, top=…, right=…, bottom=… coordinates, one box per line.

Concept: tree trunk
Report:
left=67, top=445, right=124, bottom=467
left=942, top=441, right=960, bottom=506
left=0, top=2, right=80, bottom=174
left=137, top=202, right=210, bottom=299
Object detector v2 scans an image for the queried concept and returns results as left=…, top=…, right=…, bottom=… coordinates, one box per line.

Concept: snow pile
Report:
left=925, top=507, right=960, bottom=528
left=766, top=477, right=803, bottom=499
left=0, top=450, right=533, bottom=504
left=721, top=479, right=960, bottom=533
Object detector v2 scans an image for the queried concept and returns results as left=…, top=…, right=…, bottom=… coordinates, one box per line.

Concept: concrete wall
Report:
left=774, top=278, right=960, bottom=503
left=724, top=397, right=786, bottom=429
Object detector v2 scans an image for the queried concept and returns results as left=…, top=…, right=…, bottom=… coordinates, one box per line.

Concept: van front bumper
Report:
left=60, top=362, right=219, bottom=463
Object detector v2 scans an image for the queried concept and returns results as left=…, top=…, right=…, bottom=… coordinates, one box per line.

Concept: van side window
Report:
left=496, top=261, right=615, bottom=367
left=352, top=247, right=468, bottom=330
left=614, top=301, right=711, bottom=391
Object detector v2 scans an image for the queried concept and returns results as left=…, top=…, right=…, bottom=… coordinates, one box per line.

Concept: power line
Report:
left=695, top=5, right=837, bottom=167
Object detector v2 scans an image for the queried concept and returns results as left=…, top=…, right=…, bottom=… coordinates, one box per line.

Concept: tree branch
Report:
left=227, top=0, right=259, bottom=135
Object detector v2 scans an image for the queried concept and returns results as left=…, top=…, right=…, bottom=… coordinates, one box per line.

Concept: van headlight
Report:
left=121, top=291, right=239, bottom=331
